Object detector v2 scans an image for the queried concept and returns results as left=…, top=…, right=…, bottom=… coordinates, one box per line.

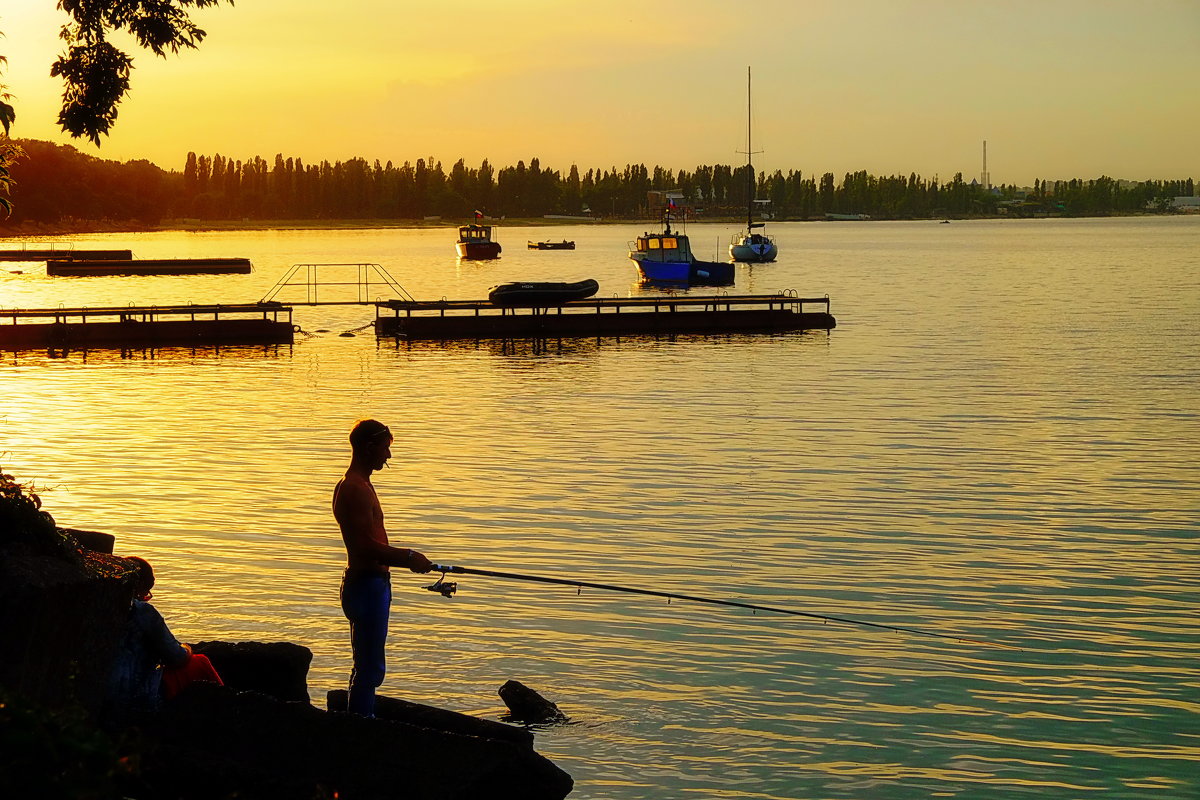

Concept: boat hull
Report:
left=631, top=257, right=734, bottom=286
left=631, top=258, right=691, bottom=283
left=527, top=241, right=576, bottom=250
left=729, top=241, right=777, bottom=262
left=456, top=242, right=502, bottom=260
left=488, top=279, right=599, bottom=307
left=729, top=239, right=778, bottom=263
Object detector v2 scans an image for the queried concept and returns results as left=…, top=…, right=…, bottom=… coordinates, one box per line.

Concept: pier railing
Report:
left=0, top=302, right=292, bottom=325
left=261, top=263, right=415, bottom=305
left=374, top=292, right=834, bottom=341
left=0, top=302, right=295, bottom=350
left=376, top=292, right=830, bottom=317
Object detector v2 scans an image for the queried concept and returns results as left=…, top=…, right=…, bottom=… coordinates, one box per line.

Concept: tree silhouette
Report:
left=48, top=0, right=233, bottom=144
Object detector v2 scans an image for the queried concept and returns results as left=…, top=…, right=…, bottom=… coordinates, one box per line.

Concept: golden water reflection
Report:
left=2, top=218, right=1198, bottom=799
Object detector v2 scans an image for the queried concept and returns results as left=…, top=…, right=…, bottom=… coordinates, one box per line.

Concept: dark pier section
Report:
left=0, top=248, right=133, bottom=262
left=376, top=293, right=835, bottom=341
left=46, top=257, right=253, bottom=276
left=0, top=303, right=294, bottom=350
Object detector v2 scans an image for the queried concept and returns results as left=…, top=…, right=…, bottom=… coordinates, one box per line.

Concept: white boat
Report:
left=456, top=219, right=502, bottom=259
left=729, top=67, right=778, bottom=264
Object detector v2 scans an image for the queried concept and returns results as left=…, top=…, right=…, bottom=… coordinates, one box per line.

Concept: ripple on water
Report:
left=2, top=218, right=1198, bottom=799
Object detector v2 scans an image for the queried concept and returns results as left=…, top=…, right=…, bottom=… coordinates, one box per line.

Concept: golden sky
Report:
left=3, top=0, right=1198, bottom=184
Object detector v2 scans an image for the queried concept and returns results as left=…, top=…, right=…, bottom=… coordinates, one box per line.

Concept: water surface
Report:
left=2, top=217, right=1197, bottom=799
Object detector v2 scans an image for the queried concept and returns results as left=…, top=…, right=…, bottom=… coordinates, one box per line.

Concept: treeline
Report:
left=2, top=138, right=1195, bottom=225
left=4, top=140, right=177, bottom=224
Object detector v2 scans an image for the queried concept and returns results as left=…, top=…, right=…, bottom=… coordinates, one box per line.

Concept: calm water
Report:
left=2, top=217, right=1198, bottom=799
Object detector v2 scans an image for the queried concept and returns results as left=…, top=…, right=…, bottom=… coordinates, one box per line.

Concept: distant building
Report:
left=969, top=178, right=1004, bottom=196
left=1171, top=196, right=1200, bottom=210
left=647, top=189, right=685, bottom=213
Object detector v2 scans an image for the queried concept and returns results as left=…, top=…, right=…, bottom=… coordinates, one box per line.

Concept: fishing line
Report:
left=426, top=564, right=1020, bottom=650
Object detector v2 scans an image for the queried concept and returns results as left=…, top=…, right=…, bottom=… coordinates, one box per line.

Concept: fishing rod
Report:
left=425, top=563, right=1019, bottom=650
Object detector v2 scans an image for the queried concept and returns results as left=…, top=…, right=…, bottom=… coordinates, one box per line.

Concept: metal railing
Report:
left=260, top=263, right=415, bottom=305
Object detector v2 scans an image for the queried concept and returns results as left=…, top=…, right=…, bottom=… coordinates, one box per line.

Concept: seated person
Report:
left=107, top=556, right=223, bottom=719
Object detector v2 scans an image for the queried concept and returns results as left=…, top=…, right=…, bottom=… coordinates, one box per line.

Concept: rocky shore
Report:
left=0, top=477, right=573, bottom=799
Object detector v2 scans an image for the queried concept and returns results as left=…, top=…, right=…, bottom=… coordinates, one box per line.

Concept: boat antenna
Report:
left=426, top=563, right=1021, bottom=650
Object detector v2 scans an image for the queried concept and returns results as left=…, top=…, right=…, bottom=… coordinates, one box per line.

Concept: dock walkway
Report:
left=0, top=248, right=132, bottom=262
left=375, top=293, right=834, bottom=341
left=46, top=258, right=252, bottom=276
left=0, top=303, right=294, bottom=349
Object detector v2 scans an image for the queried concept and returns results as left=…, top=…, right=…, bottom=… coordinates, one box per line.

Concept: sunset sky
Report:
left=3, top=1, right=1198, bottom=185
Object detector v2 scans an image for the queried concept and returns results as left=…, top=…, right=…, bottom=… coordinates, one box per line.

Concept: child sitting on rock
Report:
left=107, top=556, right=223, bottom=719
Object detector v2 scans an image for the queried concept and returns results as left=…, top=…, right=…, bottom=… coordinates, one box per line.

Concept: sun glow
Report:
left=1, top=1, right=1197, bottom=181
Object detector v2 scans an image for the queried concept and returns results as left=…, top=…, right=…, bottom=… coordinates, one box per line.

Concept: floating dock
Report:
left=46, top=258, right=253, bottom=276
left=0, top=303, right=293, bottom=350
left=375, top=293, right=834, bottom=341
left=0, top=248, right=132, bottom=261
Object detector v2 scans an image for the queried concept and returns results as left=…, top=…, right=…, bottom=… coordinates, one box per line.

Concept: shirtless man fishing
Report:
left=333, top=418, right=434, bottom=717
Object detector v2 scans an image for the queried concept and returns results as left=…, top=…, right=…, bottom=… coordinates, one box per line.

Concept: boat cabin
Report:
left=632, top=232, right=694, bottom=263
left=458, top=224, right=495, bottom=243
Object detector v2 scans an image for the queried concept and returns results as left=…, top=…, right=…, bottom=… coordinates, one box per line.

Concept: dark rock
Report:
left=328, top=689, right=533, bottom=747
left=192, top=640, right=312, bottom=702
left=61, top=527, right=115, bottom=554
left=498, top=680, right=568, bottom=725
left=0, top=542, right=133, bottom=715
left=146, top=682, right=573, bottom=800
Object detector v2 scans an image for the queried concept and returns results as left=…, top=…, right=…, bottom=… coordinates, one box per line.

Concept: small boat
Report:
left=729, top=67, right=778, bottom=264
left=527, top=240, right=576, bottom=250
left=456, top=223, right=502, bottom=259
left=825, top=213, right=871, bottom=221
left=488, top=278, right=599, bottom=307
left=629, top=209, right=734, bottom=286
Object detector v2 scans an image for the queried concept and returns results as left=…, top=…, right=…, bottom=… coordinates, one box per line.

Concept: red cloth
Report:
left=162, top=653, right=223, bottom=699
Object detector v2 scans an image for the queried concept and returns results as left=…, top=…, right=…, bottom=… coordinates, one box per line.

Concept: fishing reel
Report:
left=424, top=572, right=458, bottom=598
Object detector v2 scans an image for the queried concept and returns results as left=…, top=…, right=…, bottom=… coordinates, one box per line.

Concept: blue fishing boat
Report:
left=628, top=210, right=734, bottom=286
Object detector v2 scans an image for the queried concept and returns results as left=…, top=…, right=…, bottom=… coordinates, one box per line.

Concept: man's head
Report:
left=349, top=419, right=393, bottom=471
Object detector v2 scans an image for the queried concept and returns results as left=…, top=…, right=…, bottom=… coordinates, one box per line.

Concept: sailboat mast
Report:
left=746, top=65, right=754, bottom=227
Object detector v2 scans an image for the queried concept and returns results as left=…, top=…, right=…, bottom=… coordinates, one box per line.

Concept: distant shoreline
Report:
left=0, top=210, right=1181, bottom=237
left=2, top=217, right=607, bottom=237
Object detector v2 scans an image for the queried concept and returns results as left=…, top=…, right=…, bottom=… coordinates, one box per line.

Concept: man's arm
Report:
left=335, top=480, right=433, bottom=572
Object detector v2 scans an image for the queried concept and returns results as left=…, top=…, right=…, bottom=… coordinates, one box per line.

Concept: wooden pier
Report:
left=0, top=303, right=294, bottom=350
left=46, top=257, right=253, bottom=276
left=0, top=248, right=133, bottom=262
left=375, top=293, right=835, bottom=341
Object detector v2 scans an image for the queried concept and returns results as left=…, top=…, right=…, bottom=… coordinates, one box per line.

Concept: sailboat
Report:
left=729, top=67, right=778, bottom=263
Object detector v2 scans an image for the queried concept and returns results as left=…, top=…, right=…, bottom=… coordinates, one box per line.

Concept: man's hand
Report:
left=407, top=549, right=435, bottom=574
